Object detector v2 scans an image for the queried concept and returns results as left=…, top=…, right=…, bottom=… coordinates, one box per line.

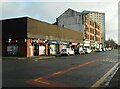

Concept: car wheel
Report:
left=68, top=53, right=70, bottom=56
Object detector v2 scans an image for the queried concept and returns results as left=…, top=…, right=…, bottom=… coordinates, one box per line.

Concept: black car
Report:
left=74, top=48, right=79, bottom=55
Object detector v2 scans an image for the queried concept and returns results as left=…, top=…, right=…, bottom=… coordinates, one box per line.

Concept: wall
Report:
left=2, top=17, right=27, bottom=40
left=2, top=17, right=27, bottom=57
left=27, top=17, right=83, bottom=43
left=57, top=9, right=83, bottom=32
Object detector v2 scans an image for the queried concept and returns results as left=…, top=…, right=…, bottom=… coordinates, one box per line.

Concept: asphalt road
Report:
left=2, top=49, right=119, bottom=88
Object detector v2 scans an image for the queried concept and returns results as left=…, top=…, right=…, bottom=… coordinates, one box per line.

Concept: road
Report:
left=2, top=49, right=119, bottom=88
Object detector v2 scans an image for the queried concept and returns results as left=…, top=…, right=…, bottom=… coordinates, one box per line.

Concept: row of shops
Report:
left=3, top=38, right=80, bottom=57
left=3, top=38, right=101, bottom=57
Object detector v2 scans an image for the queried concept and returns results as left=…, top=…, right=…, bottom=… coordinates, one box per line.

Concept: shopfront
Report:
left=60, top=41, right=69, bottom=51
left=31, top=39, right=47, bottom=56
left=70, top=42, right=78, bottom=49
left=83, top=40, right=90, bottom=49
left=6, top=39, right=18, bottom=56
left=48, top=40, right=59, bottom=55
left=90, top=41, right=99, bottom=50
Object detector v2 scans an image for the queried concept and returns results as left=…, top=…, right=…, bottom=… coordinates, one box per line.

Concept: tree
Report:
left=105, top=38, right=118, bottom=49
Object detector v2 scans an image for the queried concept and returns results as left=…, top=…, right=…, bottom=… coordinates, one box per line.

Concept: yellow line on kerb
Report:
left=89, top=62, right=120, bottom=89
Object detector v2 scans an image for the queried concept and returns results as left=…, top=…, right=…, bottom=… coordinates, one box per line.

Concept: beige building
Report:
left=82, top=10, right=105, bottom=47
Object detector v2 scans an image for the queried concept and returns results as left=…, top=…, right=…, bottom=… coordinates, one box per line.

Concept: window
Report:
left=90, top=35, right=94, bottom=40
left=90, top=28, right=94, bottom=34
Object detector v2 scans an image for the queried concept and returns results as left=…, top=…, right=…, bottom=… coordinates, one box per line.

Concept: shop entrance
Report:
left=48, top=44, right=59, bottom=55
left=33, top=44, right=39, bottom=56
left=39, top=45, right=45, bottom=55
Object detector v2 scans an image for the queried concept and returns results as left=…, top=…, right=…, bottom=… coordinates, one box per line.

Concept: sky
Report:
left=0, top=0, right=119, bottom=44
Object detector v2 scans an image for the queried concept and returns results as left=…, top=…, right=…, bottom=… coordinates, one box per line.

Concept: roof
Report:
left=27, top=17, right=83, bottom=42
left=56, top=8, right=82, bottom=19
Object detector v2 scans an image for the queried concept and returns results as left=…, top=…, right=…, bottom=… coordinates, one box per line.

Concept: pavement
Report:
left=104, top=67, right=119, bottom=89
left=98, top=50, right=119, bottom=89
left=2, top=55, right=57, bottom=60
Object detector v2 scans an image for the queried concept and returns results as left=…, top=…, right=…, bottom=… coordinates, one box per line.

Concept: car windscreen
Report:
left=61, top=49, right=67, bottom=52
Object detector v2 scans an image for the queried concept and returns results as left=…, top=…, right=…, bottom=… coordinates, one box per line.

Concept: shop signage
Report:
left=48, top=40, right=59, bottom=44
left=6, top=39, right=18, bottom=43
left=72, top=42, right=77, bottom=45
left=61, top=42, right=69, bottom=45
left=84, top=44, right=90, bottom=46
left=84, top=40, right=90, bottom=44
left=79, top=43, right=83, bottom=46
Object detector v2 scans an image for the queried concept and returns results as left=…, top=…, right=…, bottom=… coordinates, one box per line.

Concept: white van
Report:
left=60, top=48, right=74, bottom=56
left=83, top=48, right=92, bottom=53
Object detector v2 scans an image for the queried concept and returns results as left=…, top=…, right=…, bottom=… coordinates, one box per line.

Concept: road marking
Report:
left=26, top=59, right=98, bottom=87
left=40, top=59, right=98, bottom=79
left=26, top=78, right=70, bottom=87
left=90, top=62, right=120, bottom=89
left=36, top=80, right=50, bottom=85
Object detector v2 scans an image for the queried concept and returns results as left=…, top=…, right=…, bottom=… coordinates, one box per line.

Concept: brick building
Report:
left=2, top=17, right=83, bottom=57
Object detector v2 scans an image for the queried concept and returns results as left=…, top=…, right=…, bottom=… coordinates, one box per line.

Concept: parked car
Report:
left=102, top=48, right=106, bottom=51
left=106, top=48, right=109, bottom=51
left=74, top=48, right=79, bottom=55
left=79, top=47, right=85, bottom=54
left=108, top=47, right=112, bottom=51
left=83, top=48, right=92, bottom=54
left=95, top=48, right=102, bottom=52
left=60, top=48, right=75, bottom=56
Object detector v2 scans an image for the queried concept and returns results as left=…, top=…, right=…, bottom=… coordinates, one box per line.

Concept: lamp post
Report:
left=61, top=24, right=64, bottom=49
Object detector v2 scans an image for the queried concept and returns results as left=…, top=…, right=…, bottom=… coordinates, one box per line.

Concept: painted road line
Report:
left=26, top=59, right=98, bottom=87
left=39, top=59, right=98, bottom=79
left=36, top=80, right=51, bottom=85
left=90, top=62, right=120, bottom=89
left=26, top=78, right=71, bottom=87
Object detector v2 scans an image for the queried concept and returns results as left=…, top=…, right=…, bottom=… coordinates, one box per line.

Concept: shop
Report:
left=70, top=42, right=78, bottom=49
left=83, top=40, right=90, bottom=49
left=31, top=39, right=47, bottom=56
left=6, top=39, right=18, bottom=56
left=48, top=40, right=59, bottom=55
left=60, top=41, right=69, bottom=51
left=90, top=41, right=100, bottom=50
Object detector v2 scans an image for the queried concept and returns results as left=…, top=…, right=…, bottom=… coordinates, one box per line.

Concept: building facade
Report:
left=2, top=17, right=83, bottom=57
left=82, top=10, right=105, bottom=48
left=56, top=8, right=102, bottom=50
left=56, top=8, right=83, bottom=32
left=82, top=16, right=101, bottom=49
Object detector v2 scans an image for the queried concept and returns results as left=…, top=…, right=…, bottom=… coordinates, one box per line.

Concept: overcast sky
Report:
left=0, top=0, right=119, bottom=44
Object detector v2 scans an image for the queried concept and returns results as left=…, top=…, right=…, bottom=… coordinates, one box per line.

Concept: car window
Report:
left=62, top=49, right=66, bottom=52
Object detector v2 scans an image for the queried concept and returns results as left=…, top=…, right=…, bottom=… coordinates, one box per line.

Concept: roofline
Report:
left=82, top=10, right=105, bottom=14
left=1, top=16, right=28, bottom=21
left=1, top=16, right=54, bottom=26
left=56, top=8, right=82, bottom=19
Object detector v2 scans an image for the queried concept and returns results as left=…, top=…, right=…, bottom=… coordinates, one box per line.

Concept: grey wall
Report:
left=57, top=9, right=83, bottom=33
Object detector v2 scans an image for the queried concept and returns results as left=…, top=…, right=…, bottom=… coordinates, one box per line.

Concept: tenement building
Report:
left=82, top=10, right=105, bottom=48
left=2, top=17, right=83, bottom=57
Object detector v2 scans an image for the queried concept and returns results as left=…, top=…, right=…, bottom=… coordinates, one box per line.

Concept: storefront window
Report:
left=7, top=45, right=18, bottom=56
left=50, top=44, right=56, bottom=55
left=39, top=45, right=45, bottom=55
